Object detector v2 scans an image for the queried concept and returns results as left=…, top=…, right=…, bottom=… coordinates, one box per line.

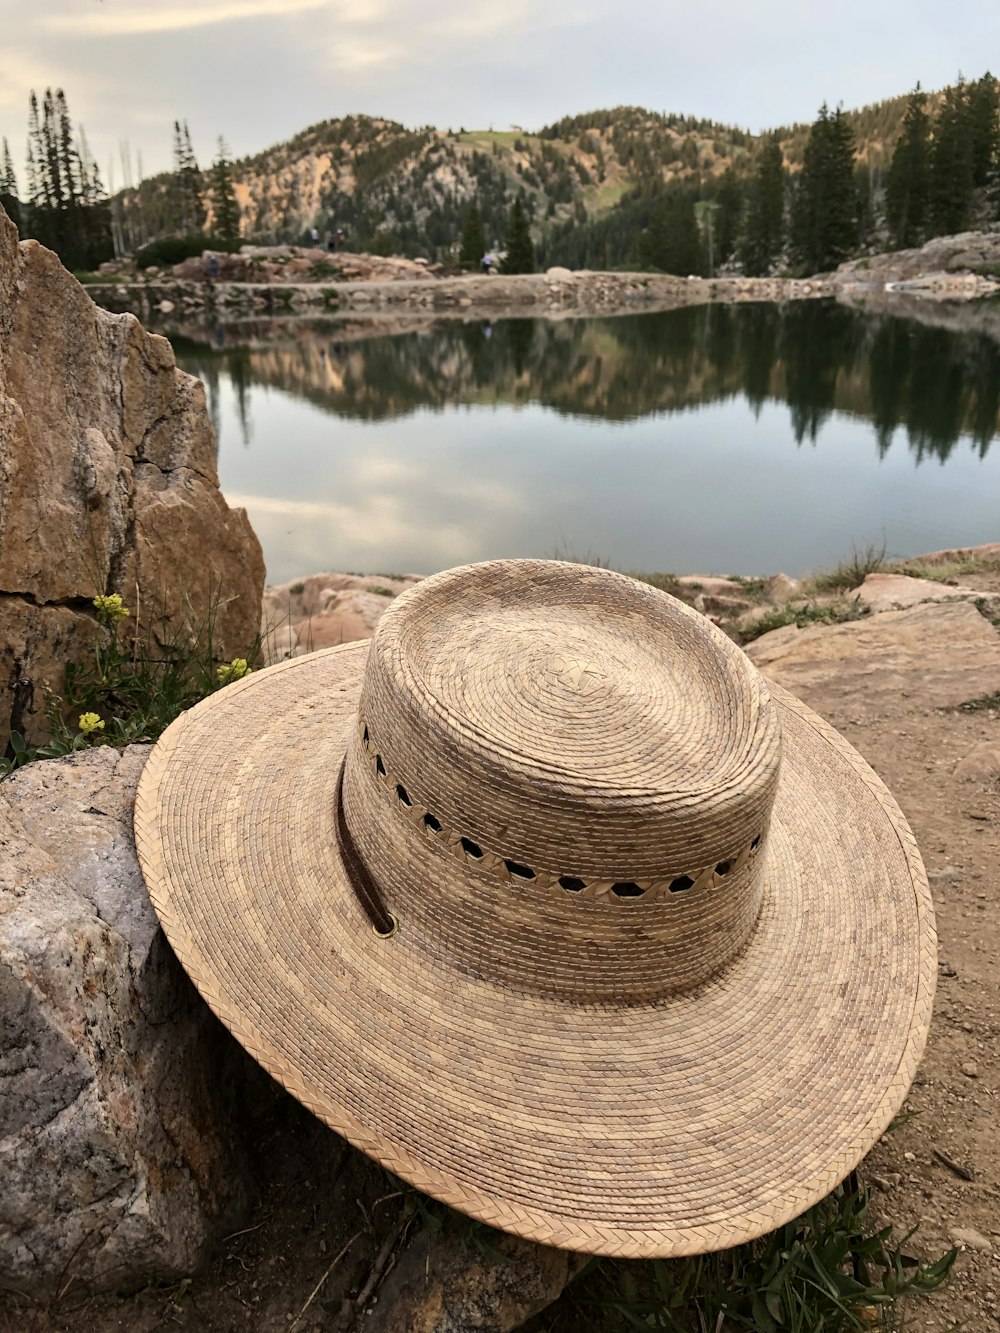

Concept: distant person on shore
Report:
left=481, top=253, right=494, bottom=275
left=310, top=226, right=320, bottom=247
left=206, top=254, right=219, bottom=284
left=337, top=227, right=346, bottom=249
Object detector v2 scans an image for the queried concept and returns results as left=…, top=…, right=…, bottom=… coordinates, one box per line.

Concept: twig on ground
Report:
left=932, top=1148, right=975, bottom=1181
left=288, top=1231, right=362, bottom=1333
left=353, top=1209, right=412, bottom=1315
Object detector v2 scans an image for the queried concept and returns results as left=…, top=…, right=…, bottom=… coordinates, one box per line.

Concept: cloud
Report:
left=45, top=0, right=331, bottom=36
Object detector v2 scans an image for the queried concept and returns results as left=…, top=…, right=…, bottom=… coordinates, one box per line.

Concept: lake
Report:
left=169, top=301, right=1000, bottom=585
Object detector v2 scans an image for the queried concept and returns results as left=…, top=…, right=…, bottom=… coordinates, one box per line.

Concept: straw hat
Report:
left=134, top=560, right=935, bottom=1257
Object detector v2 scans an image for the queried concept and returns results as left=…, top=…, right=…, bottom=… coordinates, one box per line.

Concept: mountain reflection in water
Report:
left=169, top=303, right=1000, bottom=583
left=174, top=302, right=1000, bottom=460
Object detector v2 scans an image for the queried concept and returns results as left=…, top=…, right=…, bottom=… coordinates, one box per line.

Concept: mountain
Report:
left=110, top=78, right=998, bottom=271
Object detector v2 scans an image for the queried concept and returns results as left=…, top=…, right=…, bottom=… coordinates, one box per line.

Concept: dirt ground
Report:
left=3, top=558, right=999, bottom=1333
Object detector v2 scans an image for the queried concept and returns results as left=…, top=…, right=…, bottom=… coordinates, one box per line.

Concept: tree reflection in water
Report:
left=171, top=302, right=1000, bottom=463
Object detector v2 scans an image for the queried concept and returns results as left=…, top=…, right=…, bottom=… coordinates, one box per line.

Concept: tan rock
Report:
left=949, top=1226, right=993, bottom=1253
left=745, top=602, right=1000, bottom=725
left=852, top=572, right=980, bottom=613
left=764, top=572, right=800, bottom=602
left=675, top=574, right=745, bottom=597
left=0, top=205, right=264, bottom=749
left=954, top=742, right=1000, bottom=782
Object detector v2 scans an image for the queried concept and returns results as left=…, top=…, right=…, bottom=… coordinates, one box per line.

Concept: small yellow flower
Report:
left=92, top=594, right=130, bottom=625
left=216, top=658, right=251, bottom=684
left=78, top=712, right=105, bottom=735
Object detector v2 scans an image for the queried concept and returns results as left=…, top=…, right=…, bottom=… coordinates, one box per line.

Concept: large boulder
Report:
left=0, top=745, right=256, bottom=1294
left=746, top=601, right=1000, bottom=725
left=0, top=204, right=265, bottom=750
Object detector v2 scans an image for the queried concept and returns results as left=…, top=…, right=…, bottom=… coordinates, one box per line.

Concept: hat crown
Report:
left=343, top=561, right=782, bottom=1001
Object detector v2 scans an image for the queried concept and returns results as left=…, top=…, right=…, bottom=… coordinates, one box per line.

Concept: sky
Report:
left=1, top=0, right=998, bottom=185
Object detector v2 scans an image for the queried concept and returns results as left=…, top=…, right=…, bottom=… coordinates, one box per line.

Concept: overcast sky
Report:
left=1, top=0, right=997, bottom=185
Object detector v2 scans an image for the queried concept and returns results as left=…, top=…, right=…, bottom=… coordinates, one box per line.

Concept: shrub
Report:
left=135, top=233, right=242, bottom=269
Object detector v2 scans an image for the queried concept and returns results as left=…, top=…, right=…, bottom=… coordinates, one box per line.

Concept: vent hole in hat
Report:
left=610, top=881, right=644, bottom=899
left=750, top=833, right=761, bottom=850
left=423, top=812, right=442, bottom=832
left=375, top=754, right=386, bottom=777
left=504, top=859, right=535, bottom=880
left=396, top=784, right=411, bottom=806
left=715, top=860, right=732, bottom=877
left=362, top=725, right=369, bottom=746
left=460, top=837, right=484, bottom=859
left=668, top=875, right=695, bottom=894
left=559, top=876, right=587, bottom=893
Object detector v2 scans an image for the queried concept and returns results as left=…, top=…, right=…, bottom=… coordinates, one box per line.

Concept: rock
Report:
left=953, top=742, right=1000, bottom=783
left=698, top=592, right=754, bottom=617
left=0, top=204, right=264, bottom=750
left=949, top=1227, right=993, bottom=1253
left=961, top=1061, right=979, bottom=1078
left=764, top=572, right=801, bottom=602
left=852, top=572, right=980, bottom=613
left=363, top=1227, right=585, bottom=1333
left=927, top=865, right=959, bottom=882
left=156, top=299, right=175, bottom=314
left=260, top=572, right=423, bottom=665
left=675, top=574, right=746, bottom=598
left=746, top=602, right=1000, bottom=726
left=545, top=267, right=573, bottom=279
left=0, top=746, right=256, bottom=1294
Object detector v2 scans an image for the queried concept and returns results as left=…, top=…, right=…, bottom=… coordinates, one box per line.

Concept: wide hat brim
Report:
left=134, top=641, right=935, bottom=1258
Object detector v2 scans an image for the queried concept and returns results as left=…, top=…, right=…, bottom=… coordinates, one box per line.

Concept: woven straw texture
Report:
left=134, top=560, right=935, bottom=1258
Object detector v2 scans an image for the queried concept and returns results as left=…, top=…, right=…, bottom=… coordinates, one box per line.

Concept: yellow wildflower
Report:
left=92, top=594, right=130, bottom=625
left=216, top=658, right=251, bottom=684
left=78, top=712, right=105, bottom=735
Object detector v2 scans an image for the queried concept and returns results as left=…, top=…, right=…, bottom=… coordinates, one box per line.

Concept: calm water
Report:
left=170, top=302, right=1000, bottom=585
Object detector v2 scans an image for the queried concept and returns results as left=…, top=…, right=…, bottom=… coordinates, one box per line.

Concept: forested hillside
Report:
left=2, top=74, right=998, bottom=279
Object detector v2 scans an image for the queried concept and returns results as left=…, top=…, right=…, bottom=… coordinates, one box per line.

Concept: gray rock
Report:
left=949, top=1226, right=993, bottom=1253
left=0, top=745, right=253, bottom=1295
left=364, top=1226, right=585, bottom=1333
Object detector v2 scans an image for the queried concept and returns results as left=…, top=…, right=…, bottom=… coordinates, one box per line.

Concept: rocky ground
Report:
left=3, top=545, right=999, bottom=1332
left=82, top=230, right=1000, bottom=327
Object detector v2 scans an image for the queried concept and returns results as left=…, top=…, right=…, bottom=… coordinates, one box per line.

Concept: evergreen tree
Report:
left=0, top=136, right=19, bottom=229
left=640, top=190, right=702, bottom=275
left=1, top=138, right=17, bottom=197
left=886, top=86, right=931, bottom=248
left=790, top=105, right=858, bottom=274
left=459, top=200, right=486, bottom=264
left=968, top=72, right=999, bottom=188
left=712, top=169, right=744, bottom=267
left=930, top=79, right=975, bottom=235
left=210, top=137, right=241, bottom=245
left=19, top=88, right=111, bottom=267
left=503, top=194, right=534, bottom=273
left=740, top=137, right=785, bottom=276
left=181, top=122, right=204, bottom=233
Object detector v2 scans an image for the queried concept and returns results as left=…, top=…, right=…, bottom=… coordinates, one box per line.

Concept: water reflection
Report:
left=172, top=302, right=1000, bottom=461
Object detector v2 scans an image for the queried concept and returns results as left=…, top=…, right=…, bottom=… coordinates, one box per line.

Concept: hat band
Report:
left=335, top=758, right=397, bottom=937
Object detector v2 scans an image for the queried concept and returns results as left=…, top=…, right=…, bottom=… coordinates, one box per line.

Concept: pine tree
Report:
left=886, top=86, right=931, bottom=248
left=740, top=137, right=785, bottom=276
left=181, top=122, right=204, bottom=233
left=459, top=200, right=486, bottom=265
left=1, top=138, right=17, bottom=197
left=640, top=190, right=702, bottom=275
left=790, top=105, right=858, bottom=274
left=930, top=79, right=975, bottom=235
left=211, top=137, right=241, bottom=245
left=502, top=194, right=534, bottom=273
left=968, top=72, right=999, bottom=189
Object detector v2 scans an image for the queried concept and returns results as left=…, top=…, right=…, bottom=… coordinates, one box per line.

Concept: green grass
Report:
left=804, top=542, right=888, bottom=595
left=387, top=1173, right=953, bottom=1333
left=737, top=600, right=871, bottom=645
left=528, top=1178, right=953, bottom=1332
left=1, top=591, right=261, bottom=778
left=954, top=689, right=1000, bottom=713
left=366, top=585, right=397, bottom=597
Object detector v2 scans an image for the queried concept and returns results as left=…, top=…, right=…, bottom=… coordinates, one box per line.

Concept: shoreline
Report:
left=83, top=263, right=999, bottom=328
